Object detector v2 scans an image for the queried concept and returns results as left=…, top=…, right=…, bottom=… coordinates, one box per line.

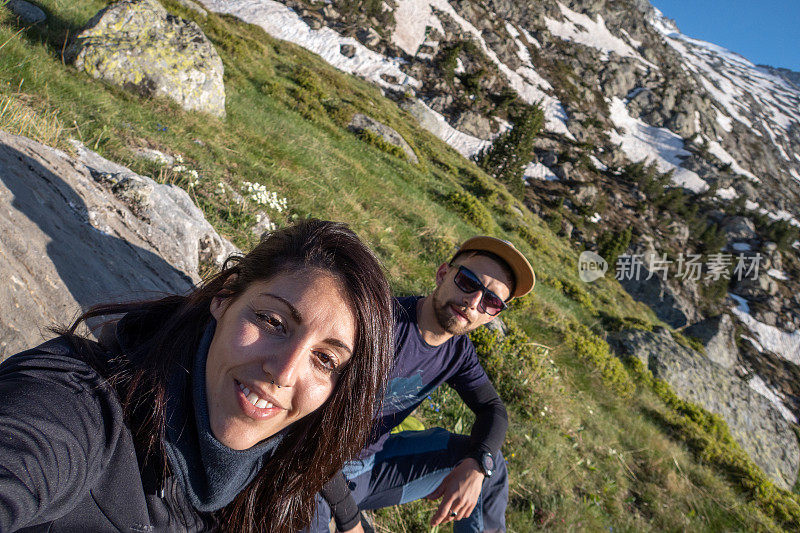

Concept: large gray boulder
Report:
left=683, top=314, right=739, bottom=368
left=0, top=130, right=237, bottom=359
left=67, top=0, right=225, bottom=117
left=609, top=327, right=799, bottom=490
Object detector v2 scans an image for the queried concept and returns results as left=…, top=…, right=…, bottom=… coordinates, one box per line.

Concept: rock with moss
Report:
left=348, top=113, right=418, bottom=164
left=66, top=0, right=225, bottom=117
left=609, top=326, right=799, bottom=490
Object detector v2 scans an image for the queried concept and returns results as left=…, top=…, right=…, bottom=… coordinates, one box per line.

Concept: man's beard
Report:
left=431, top=287, right=474, bottom=336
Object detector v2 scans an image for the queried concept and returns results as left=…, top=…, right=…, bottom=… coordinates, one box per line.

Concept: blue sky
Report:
left=650, top=0, right=800, bottom=71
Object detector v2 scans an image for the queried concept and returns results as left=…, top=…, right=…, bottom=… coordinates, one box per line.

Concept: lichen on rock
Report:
left=66, top=0, right=225, bottom=117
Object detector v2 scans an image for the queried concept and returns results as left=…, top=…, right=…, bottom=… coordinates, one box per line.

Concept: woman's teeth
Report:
left=238, top=382, right=274, bottom=409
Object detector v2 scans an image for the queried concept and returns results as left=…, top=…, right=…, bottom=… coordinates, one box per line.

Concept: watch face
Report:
left=482, top=453, right=494, bottom=474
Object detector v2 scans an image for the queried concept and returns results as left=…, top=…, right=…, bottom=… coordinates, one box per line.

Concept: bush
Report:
left=763, top=219, right=799, bottom=251
left=597, top=227, right=632, bottom=268
left=445, top=190, right=492, bottom=231
left=566, top=323, right=635, bottom=398
left=355, top=129, right=407, bottom=160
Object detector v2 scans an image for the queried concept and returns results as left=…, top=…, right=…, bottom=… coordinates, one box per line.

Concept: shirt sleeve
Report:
left=456, top=380, right=508, bottom=457
left=445, top=338, right=490, bottom=393
left=446, top=339, right=507, bottom=457
left=0, top=347, right=116, bottom=531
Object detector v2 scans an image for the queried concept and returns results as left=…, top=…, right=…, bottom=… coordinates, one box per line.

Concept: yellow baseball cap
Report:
left=455, top=236, right=535, bottom=298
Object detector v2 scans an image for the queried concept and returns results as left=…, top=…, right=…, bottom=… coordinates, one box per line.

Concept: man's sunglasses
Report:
left=451, top=265, right=508, bottom=316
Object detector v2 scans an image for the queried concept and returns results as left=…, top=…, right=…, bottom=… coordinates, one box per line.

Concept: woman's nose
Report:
left=262, top=338, right=306, bottom=388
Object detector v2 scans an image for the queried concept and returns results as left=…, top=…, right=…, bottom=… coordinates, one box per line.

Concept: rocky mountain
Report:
left=188, top=0, right=800, bottom=486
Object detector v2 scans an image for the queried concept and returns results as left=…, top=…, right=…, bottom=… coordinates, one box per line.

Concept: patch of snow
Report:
left=519, top=27, right=541, bottom=49
left=607, top=98, right=708, bottom=193
left=747, top=375, right=798, bottom=424
left=767, top=269, right=789, bottom=281
left=589, top=155, right=607, bottom=171
left=731, top=242, right=751, bottom=252
left=790, top=168, right=800, bottom=183
left=715, top=186, right=738, bottom=200
left=715, top=109, right=733, bottom=133
left=731, top=303, right=800, bottom=366
left=197, top=0, right=420, bottom=93
left=545, top=3, right=656, bottom=68
left=794, top=153, right=800, bottom=163
left=728, top=292, right=750, bottom=314
left=705, top=139, right=759, bottom=181
left=587, top=212, right=602, bottom=223
left=618, top=28, right=642, bottom=49
left=454, top=57, right=465, bottom=75
left=741, top=334, right=763, bottom=352
left=406, top=99, right=490, bottom=158
left=390, top=0, right=444, bottom=56
left=523, top=161, right=559, bottom=182
left=744, top=199, right=760, bottom=211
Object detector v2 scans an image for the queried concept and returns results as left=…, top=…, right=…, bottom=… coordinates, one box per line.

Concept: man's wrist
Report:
left=465, top=450, right=495, bottom=477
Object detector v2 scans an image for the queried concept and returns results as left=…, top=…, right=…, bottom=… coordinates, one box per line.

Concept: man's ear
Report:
left=435, top=263, right=449, bottom=286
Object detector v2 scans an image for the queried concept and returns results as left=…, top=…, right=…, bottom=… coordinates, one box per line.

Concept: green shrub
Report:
left=763, top=219, right=799, bottom=251
left=463, top=169, right=498, bottom=203
left=626, top=357, right=800, bottom=529
left=597, top=227, right=632, bottom=268
left=514, top=223, right=541, bottom=250
left=445, top=190, right=492, bottom=231
left=561, top=279, right=596, bottom=314
left=566, top=323, right=635, bottom=397
left=355, top=129, right=408, bottom=160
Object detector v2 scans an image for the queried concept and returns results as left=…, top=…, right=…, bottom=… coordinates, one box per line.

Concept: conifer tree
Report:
left=476, top=103, right=544, bottom=199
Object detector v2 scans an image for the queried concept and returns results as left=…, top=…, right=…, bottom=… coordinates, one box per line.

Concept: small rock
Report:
left=131, top=147, right=175, bottom=166
left=348, top=113, right=419, bottom=164
left=357, top=27, right=381, bottom=48
left=6, top=0, right=46, bottom=24
left=340, top=44, right=356, bottom=58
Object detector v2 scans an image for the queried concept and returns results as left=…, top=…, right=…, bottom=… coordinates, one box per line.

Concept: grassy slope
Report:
left=1, top=1, right=797, bottom=531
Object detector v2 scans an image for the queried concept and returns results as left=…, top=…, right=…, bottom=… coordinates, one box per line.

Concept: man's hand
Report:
left=426, top=458, right=485, bottom=526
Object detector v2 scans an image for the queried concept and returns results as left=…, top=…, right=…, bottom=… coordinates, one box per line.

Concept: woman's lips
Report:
left=234, top=379, right=284, bottom=420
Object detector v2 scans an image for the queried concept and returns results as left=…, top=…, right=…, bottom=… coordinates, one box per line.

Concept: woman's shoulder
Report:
left=0, top=336, right=109, bottom=390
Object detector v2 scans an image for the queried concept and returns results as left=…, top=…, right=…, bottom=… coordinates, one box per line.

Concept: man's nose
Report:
left=462, top=289, right=483, bottom=310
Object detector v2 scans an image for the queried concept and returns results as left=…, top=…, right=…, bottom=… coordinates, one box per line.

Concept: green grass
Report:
left=2, top=1, right=800, bottom=531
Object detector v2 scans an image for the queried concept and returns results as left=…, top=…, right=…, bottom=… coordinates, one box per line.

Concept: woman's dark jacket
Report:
left=0, top=336, right=215, bottom=532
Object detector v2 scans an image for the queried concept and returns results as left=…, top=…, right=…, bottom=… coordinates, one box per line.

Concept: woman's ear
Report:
left=210, top=274, right=238, bottom=319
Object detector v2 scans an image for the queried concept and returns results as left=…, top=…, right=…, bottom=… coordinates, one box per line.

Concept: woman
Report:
left=0, top=219, right=393, bottom=532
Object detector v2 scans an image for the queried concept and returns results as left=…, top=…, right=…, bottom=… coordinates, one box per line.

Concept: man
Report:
left=311, top=236, right=535, bottom=533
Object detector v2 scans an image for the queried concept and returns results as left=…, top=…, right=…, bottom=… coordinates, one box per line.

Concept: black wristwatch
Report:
left=469, top=451, right=495, bottom=478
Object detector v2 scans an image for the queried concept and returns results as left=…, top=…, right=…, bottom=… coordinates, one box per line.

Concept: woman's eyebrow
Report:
left=257, top=292, right=303, bottom=323
left=325, top=338, right=353, bottom=356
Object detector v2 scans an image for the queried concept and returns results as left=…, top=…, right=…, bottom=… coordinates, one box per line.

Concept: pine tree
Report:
left=476, top=103, right=544, bottom=199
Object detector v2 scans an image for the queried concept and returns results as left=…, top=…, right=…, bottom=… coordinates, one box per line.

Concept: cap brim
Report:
left=458, top=236, right=535, bottom=298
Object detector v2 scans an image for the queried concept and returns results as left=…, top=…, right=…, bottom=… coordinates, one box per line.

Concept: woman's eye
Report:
left=255, top=312, right=285, bottom=333
left=314, top=351, right=338, bottom=373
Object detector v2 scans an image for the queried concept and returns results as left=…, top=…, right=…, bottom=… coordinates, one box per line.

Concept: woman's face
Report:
left=206, top=269, right=356, bottom=450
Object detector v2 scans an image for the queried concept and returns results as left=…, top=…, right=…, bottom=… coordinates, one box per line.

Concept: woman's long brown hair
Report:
left=59, top=219, right=394, bottom=532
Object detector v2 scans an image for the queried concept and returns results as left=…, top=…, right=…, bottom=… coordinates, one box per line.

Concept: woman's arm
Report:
left=0, top=343, right=118, bottom=530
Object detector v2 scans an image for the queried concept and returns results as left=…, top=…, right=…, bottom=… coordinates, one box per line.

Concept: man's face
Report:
left=430, top=253, right=513, bottom=336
